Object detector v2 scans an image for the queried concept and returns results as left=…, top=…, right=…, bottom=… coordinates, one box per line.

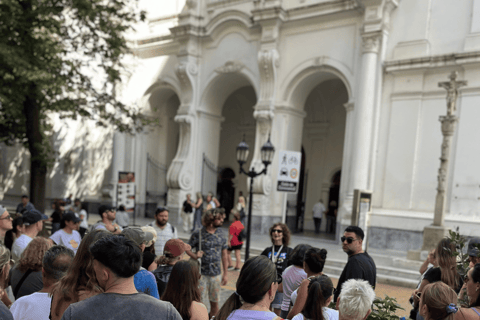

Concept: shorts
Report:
left=199, top=274, right=221, bottom=303
left=228, top=244, right=243, bottom=251
left=271, top=292, right=283, bottom=309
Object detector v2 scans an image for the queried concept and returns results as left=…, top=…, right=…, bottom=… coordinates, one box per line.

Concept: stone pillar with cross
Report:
left=422, top=72, right=467, bottom=251
left=408, top=72, right=467, bottom=259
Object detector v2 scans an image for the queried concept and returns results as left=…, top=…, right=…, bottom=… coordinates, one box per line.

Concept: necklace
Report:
left=271, top=245, right=283, bottom=263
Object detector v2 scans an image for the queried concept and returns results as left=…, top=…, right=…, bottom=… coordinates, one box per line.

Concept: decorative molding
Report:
left=257, top=49, right=279, bottom=107
left=215, top=60, right=245, bottom=73
left=385, top=51, right=480, bottom=73
left=175, top=61, right=197, bottom=105
left=166, top=115, right=194, bottom=190
left=344, top=101, right=354, bottom=113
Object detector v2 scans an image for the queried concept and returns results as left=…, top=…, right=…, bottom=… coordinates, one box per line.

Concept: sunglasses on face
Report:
left=271, top=229, right=283, bottom=234
left=341, top=236, right=358, bottom=244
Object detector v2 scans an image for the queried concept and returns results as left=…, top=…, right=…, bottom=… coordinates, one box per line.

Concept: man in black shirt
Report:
left=334, top=226, right=376, bottom=302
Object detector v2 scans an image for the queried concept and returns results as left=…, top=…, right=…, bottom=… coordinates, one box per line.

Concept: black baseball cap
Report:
left=63, top=212, right=81, bottom=223
left=22, top=209, right=48, bottom=226
left=468, top=238, right=480, bottom=257
left=98, top=205, right=114, bottom=216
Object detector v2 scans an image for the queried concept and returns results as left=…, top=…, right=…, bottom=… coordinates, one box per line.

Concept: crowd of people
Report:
left=0, top=192, right=478, bottom=320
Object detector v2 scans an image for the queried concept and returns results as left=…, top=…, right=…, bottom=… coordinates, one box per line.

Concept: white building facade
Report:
left=3, top=0, right=480, bottom=251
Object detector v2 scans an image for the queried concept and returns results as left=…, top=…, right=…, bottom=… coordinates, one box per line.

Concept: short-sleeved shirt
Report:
left=183, top=201, right=193, bottom=213
left=424, top=267, right=464, bottom=293
left=292, top=308, right=339, bottom=320
left=281, top=265, right=307, bottom=311
left=226, top=309, right=277, bottom=320
left=0, top=301, right=13, bottom=320
left=9, top=267, right=43, bottom=299
left=16, top=202, right=35, bottom=214
left=12, top=234, right=33, bottom=261
left=10, top=292, right=51, bottom=320
left=334, top=252, right=376, bottom=301
left=229, top=221, right=244, bottom=247
left=188, top=227, right=227, bottom=276
left=150, top=222, right=177, bottom=256
left=134, top=269, right=159, bottom=299
left=60, top=292, right=182, bottom=320
left=260, top=245, right=292, bottom=278
left=115, top=210, right=129, bottom=227
left=312, top=202, right=326, bottom=218
left=50, top=229, right=82, bottom=254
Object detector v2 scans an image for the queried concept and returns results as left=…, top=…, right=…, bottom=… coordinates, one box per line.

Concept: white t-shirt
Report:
left=291, top=308, right=339, bottom=320
left=150, top=222, right=177, bottom=256
left=10, top=292, right=51, bottom=320
left=12, top=234, right=33, bottom=261
left=312, top=202, right=326, bottom=219
left=79, top=209, right=88, bottom=229
left=227, top=309, right=278, bottom=320
left=50, top=229, right=82, bottom=254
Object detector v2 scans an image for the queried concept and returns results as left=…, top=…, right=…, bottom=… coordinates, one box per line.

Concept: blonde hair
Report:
left=0, top=245, right=10, bottom=289
left=421, top=282, right=458, bottom=320
left=141, top=226, right=157, bottom=247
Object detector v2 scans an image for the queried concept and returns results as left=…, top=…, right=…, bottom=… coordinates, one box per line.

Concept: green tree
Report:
left=0, top=0, right=146, bottom=212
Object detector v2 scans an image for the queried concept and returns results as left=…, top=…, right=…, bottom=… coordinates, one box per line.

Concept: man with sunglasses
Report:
left=333, top=226, right=376, bottom=302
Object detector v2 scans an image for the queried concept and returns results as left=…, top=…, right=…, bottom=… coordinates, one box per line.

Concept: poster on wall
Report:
left=277, top=150, right=302, bottom=193
left=117, top=171, right=135, bottom=213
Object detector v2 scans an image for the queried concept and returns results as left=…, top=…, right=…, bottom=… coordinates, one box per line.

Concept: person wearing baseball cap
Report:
left=153, top=239, right=191, bottom=297
left=49, top=212, right=82, bottom=254
left=11, top=209, right=48, bottom=261
left=121, top=227, right=159, bottom=298
left=468, top=238, right=480, bottom=268
left=0, top=205, right=13, bottom=245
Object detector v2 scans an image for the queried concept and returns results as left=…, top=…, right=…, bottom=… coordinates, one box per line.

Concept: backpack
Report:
left=238, top=228, right=246, bottom=242
left=148, top=222, right=175, bottom=233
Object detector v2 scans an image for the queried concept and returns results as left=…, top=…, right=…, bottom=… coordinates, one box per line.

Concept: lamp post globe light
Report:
left=236, top=135, right=275, bottom=260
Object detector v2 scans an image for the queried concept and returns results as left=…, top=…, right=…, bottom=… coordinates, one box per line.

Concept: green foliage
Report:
left=329, top=295, right=405, bottom=320
left=447, top=228, right=470, bottom=306
left=367, top=295, right=405, bottom=320
left=0, top=0, right=147, bottom=166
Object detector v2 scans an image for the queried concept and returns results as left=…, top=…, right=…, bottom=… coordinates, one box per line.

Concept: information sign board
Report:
left=277, top=150, right=302, bottom=193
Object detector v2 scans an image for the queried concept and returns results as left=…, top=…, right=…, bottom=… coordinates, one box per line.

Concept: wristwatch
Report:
left=113, top=226, right=118, bottom=232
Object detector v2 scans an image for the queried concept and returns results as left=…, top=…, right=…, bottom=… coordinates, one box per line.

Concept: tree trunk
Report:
left=24, top=83, right=47, bottom=213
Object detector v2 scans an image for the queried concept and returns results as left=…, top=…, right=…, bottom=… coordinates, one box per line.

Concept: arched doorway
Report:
left=217, top=86, right=257, bottom=221
left=301, top=78, right=348, bottom=238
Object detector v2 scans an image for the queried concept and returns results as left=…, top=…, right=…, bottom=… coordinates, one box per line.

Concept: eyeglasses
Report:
left=341, top=236, right=358, bottom=244
left=271, top=229, right=283, bottom=234
left=0, top=214, right=12, bottom=220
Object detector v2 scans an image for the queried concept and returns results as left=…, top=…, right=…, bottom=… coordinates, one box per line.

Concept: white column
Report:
left=339, top=101, right=354, bottom=206
left=110, top=132, right=125, bottom=206
left=349, top=33, right=382, bottom=193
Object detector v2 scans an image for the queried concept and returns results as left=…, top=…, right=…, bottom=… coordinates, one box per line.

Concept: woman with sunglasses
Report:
left=261, top=223, right=293, bottom=315
left=418, top=282, right=458, bottom=320
left=287, top=248, right=328, bottom=319
left=413, top=238, right=463, bottom=320
left=216, top=255, right=281, bottom=320
left=455, top=263, right=480, bottom=319
left=291, top=275, right=338, bottom=320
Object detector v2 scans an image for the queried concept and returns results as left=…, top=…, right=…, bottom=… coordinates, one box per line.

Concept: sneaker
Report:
left=228, top=266, right=235, bottom=271
left=233, top=268, right=241, bottom=271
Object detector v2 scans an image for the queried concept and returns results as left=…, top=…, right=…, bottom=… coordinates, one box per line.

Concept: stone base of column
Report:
left=407, top=225, right=450, bottom=261
left=167, top=188, right=184, bottom=227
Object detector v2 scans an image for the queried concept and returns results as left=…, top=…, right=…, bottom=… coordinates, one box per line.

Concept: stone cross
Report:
left=438, top=71, right=467, bottom=116
left=433, top=72, right=467, bottom=227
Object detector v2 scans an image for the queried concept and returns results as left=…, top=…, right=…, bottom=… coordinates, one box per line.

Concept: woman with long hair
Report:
left=261, top=222, right=293, bottom=315
left=192, top=192, right=203, bottom=232
left=227, top=210, right=244, bottom=271
left=49, top=229, right=109, bottom=320
left=216, top=255, right=280, bottom=320
left=0, top=245, right=14, bottom=319
left=9, top=236, right=52, bottom=299
left=291, top=275, right=338, bottom=320
left=161, top=260, right=208, bottom=320
left=279, top=244, right=311, bottom=318
left=418, top=282, right=458, bottom=320
left=4, top=215, right=24, bottom=252
left=287, top=247, right=328, bottom=319
left=454, top=263, right=480, bottom=319
left=413, top=238, right=463, bottom=320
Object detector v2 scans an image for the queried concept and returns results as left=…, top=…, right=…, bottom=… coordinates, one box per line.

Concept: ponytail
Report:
left=156, top=253, right=178, bottom=266
left=216, top=292, right=242, bottom=320
left=302, top=281, right=325, bottom=320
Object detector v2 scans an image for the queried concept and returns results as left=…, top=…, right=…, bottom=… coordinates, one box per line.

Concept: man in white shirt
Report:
left=148, top=207, right=177, bottom=256
left=312, top=200, right=326, bottom=234
left=49, top=212, right=82, bottom=254
left=0, top=205, right=13, bottom=245
left=12, top=209, right=47, bottom=261
left=115, top=205, right=130, bottom=228
left=10, top=245, right=74, bottom=320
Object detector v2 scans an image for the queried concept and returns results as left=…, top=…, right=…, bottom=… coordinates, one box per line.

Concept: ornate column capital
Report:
left=361, top=33, right=382, bottom=54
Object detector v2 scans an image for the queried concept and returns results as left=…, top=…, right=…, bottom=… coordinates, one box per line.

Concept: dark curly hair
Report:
left=289, top=244, right=312, bottom=267
left=269, top=223, right=291, bottom=246
left=304, top=248, right=327, bottom=274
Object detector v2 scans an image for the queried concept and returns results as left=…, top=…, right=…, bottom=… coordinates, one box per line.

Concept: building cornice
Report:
left=385, top=51, right=480, bottom=73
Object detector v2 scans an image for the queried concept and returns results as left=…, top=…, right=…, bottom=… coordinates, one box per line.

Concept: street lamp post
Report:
left=236, top=135, right=275, bottom=261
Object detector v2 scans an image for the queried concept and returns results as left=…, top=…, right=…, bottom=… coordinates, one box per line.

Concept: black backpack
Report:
left=238, top=228, right=246, bottom=242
